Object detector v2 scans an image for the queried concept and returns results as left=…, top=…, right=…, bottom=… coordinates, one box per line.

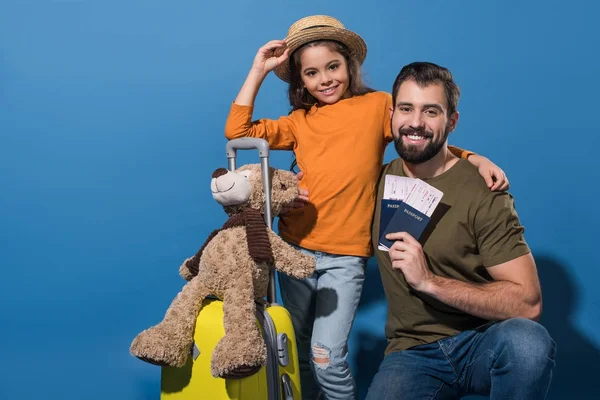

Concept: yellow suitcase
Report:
left=161, top=138, right=302, bottom=400
left=161, top=298, right=301, bottom=400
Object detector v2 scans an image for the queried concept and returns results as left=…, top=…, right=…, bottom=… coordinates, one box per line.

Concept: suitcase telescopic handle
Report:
left=225, top=138, right=272, bottom=229
left=226, top=137, right=270, bottom=159
left=225, top=138, right=278, bottom=304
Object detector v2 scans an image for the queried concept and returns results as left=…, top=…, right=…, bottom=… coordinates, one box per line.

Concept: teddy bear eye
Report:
left=280, top=183, right=287, bottom=190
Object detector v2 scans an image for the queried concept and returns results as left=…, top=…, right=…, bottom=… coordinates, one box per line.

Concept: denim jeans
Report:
left=278, top=245, right=367, bottom=400
left=365, top=318, right=556, bottom=400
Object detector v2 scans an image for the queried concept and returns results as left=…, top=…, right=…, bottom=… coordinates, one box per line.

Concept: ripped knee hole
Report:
left=312, top=343, right=330, bottom=369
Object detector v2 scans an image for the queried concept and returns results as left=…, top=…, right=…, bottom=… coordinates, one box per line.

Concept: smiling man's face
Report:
left=391, top=80, right=458, bottom=163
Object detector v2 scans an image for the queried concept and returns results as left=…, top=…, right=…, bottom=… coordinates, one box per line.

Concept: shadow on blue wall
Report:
left=536, top=255, right=600, bottom=400
left=353, top=259, right=387, bottom=399
left=134, top=377, right=158, bottom=400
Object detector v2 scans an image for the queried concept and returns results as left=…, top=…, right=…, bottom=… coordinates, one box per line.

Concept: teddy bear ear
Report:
left=212, top=168, right=229, bottom=179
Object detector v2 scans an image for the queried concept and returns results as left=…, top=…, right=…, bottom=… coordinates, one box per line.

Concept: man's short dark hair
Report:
left=391, top=62, right=460, bottom=116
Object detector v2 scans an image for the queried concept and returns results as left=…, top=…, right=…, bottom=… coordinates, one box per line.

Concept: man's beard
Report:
left=393, top=125, right=450, bottom=164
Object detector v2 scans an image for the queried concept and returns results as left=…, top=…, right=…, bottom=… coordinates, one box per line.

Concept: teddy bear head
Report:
left=210, top=164, right=299, bottom=216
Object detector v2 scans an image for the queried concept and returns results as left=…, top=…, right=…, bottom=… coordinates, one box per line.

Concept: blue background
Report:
left=1, top=0, right=599, bottom=399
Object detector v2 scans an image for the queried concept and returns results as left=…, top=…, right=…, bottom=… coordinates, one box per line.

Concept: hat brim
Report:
left=273, top=27, right=367, bottom=83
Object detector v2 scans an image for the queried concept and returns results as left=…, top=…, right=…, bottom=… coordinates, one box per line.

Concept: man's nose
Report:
left=410, top=113, right=425, bottom=129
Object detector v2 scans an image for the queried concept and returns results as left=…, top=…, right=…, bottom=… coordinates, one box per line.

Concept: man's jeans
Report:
left=366, top=318, right=556, bottom=399
left=278, top=245, right=367, bottom=400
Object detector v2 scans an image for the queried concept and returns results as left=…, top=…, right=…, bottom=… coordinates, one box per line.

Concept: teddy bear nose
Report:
left=212, top=168, right=229, bottom=179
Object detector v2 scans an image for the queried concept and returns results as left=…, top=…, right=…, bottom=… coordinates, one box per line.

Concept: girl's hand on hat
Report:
left=235, top=40, right=289, bottom=106
left=252, top=40, right=290, bottom=76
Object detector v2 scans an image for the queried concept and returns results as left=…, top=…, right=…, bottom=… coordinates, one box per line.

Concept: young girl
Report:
left=225, top=15, right=508, bottom=400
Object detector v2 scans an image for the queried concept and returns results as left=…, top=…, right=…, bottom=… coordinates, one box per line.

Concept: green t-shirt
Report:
left=372, top=158, right=530, bottom=355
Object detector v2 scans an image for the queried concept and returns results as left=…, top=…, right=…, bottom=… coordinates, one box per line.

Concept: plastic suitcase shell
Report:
left=160, top=299, right=301, bottom=400
left=160, top=138, right=302, bottom=400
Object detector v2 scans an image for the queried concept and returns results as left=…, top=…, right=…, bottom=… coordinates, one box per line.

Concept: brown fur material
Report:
left=130, top=164, right=315, bottom=378
left=182, top=208, right=273, bottom=280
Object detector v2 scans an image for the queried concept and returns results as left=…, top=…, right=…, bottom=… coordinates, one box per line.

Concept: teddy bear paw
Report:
left=130, top=326, right=192, bottom=368
left=294, top=254, right=316, bottom=279
left=211, top=333, right=267, bottom=378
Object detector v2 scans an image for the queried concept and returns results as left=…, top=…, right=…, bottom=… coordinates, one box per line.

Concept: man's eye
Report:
left=399, top=107, right=411, bottom=112
left=425, top=109, right=438, bottom=116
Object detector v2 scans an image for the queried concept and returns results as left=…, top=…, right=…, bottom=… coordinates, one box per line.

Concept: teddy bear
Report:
left=129, top=164, right=315, bottom=379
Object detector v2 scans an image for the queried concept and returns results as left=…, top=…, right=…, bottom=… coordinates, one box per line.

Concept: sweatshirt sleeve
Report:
left=383, top=93, right=393, bottom=143
left=448, top=146, right=475, bottom=159
left=224, top=102, right=297, bottom=150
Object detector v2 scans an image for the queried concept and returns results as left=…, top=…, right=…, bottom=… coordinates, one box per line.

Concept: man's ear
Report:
left=389, top=106, right=394, bottom=120
left=448, top=111, right=459, bottom=132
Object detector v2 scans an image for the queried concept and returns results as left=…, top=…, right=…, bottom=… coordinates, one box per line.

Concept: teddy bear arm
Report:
left=267, top=230, right=315, bottom=279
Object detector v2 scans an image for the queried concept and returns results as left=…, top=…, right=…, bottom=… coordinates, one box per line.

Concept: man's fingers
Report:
left=386, top=231, right=419, bottom=246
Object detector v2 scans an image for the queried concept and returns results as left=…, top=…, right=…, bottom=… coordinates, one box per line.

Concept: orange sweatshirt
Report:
left=225, top=91, right=469, bottom=257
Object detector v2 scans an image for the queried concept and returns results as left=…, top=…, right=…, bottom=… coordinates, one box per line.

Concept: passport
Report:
left=378, top=199, right=431, bottom=251
left=378, top=175, right=443, bottom=251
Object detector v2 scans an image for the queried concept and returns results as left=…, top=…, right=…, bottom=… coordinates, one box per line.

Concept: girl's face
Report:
left=299, top=45, right=350, bottom=105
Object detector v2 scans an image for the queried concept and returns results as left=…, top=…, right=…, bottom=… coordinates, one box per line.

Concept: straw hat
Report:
left=274, top=15, right=367, bottom=82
